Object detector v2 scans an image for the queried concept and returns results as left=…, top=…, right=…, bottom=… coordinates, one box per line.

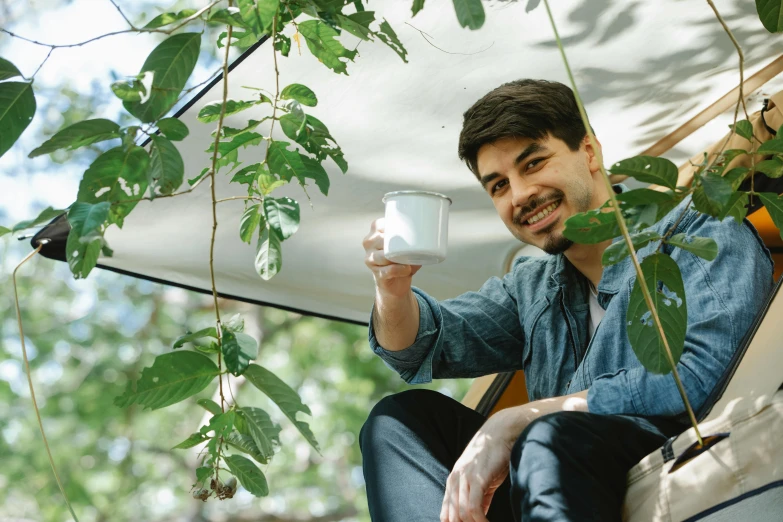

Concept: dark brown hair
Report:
left=458, top=79, right=587, bottom=177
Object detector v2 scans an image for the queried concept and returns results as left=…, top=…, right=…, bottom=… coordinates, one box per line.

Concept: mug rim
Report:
left=382, top=190, right=452, bottom=205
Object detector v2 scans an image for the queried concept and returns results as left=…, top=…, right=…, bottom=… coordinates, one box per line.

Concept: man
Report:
left=359, top=79, right=774, bottom=521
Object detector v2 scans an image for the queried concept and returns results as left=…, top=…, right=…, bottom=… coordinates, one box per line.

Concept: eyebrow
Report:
left=479, top=142, right=548, bottom=189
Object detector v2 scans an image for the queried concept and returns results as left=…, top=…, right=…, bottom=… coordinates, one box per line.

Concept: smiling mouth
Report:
left=525, top=200, right=561, bottom=226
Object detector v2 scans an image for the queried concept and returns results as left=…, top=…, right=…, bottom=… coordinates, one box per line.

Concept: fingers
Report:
left=441, top=473, right=488, bottom=522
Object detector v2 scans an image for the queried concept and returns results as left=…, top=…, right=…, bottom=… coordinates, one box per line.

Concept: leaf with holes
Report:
left=719, top=191, right=749, bottom=225
left=301, top=155, right=330, bottom=195
left=730, top=119, right=754, bottom=141
left=299, top=20, right=357, bottom=75
left=335, top=11, right=374, bottom=41
left=156, top=118, right=189, bottom=141
left=756, top=0, right=783, bottom=32
left=11, top=206, right=65, bottom=233
left=207, top=132, right=264, bottom=157
left=666, top=234, right=718, bottom=261
left=115, top=351, right=219, bottom=410
left=237, top=406, right=280, bottom=461
left=198, top=98, right=268, bottom=123
left=0, top=81, right=36, bottom=159
left=67, top=201, right=110, bottom=237
left=239, top=204, right=263, bottom=243
left=376, top=19, right=408, bottom=62
left=244, top=364, right=319, bottom=452
left=172, top=327, right=217, bottom=349
left=221, top=326, right=258, bottom=376
left=224, top=454, right=269, bottom=497
left=626, top=253, right=687, bottom=374
left=602, top=230, right=661, bottom=266
left=76, top=146, right=150, bottom=227
left=267, top=140, right=305, bottom=182
left=65, top=229, right=103, bottom=279
left=264, top=197, right=300, bottom=240
left=617, top=188, right=681, bottom=223
left=149, top=135, right=184, bottom=196
left=29, top=119, right=121, bottom=158
left=255, top=227, right=282, bottom=280
left=280, top=83, right=317, bottom=107
left=143, top=9, right=197, bottom=29
left=609, top=156, right=678, bottom=190
left=124, top=33, right=201, bottom=122
left=563, top=203, right=620, bottom=244
left=452, top=0, right=485, bottom=29
left=111, top=77, right=147, bottom=102
left=0, top=57, right=22, bottom=81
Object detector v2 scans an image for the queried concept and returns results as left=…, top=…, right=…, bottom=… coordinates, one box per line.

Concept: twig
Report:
left=13, top=242, right=80, bottom=522
left=0, top=0, right=222, bottom=49
left=405, top=22, right=494, bottom=56
left=542, top=0, right=704, bottom=446
left=115, top=174, right=208, bottom=205
left=108, top=0, right=135, bottom=28
left=30, top=47, right=54, bottom=79
left=216, top=196, right=263, bottom=203
left=265, top=15, right=281, bottom=167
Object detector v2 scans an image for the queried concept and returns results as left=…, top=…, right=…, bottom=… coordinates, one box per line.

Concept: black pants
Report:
left=359, top=389, right=683, bottom=522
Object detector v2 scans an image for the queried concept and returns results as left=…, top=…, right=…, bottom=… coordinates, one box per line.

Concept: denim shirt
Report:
left=368, top=195, right=774, bottom=418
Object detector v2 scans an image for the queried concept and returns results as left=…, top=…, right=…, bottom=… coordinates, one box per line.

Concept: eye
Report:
left=490, top=179, right=508, bottom=195
left=525, top=158, right=543, bottom=171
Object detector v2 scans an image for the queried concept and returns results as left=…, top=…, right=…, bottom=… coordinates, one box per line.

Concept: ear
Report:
left=582, top=134, right=603, bottom=176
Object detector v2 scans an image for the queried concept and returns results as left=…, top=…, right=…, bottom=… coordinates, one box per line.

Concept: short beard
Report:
left=541, top=228, right=573, bottom=255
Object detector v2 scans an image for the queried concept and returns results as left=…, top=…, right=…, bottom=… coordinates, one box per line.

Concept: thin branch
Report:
left=30, top=47, right=54, bottom=79
left=14, top=242, right=80, bottom=522
left=115, top=174, right=208, bottom=206
left=405, top=22, right=494, bottom=56
left=265, top=15, right=281, bottom=166
left=0, top=0, right=222, bottom=49
left=108, top=0, right=135, bottom=28
left=216, top=196, right=263, bottom=203
left=542, top=0, right=704, bottom=445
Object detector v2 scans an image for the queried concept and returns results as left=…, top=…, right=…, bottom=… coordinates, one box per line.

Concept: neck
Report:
left=564, top=240, right=610, bottom=288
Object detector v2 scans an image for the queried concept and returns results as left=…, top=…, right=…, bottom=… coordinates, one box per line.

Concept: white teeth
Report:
left=527, top=201, right=560, bottom=225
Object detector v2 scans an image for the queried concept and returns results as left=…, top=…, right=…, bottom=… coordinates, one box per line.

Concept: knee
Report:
left=510, top=411, right=581, bottom=473
left=359, top=389, right=444, bottom=453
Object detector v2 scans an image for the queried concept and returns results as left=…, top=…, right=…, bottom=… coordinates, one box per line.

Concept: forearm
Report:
left=372, top=289, right=420, bottom=352
left=491, top=390, right=589, bottom=448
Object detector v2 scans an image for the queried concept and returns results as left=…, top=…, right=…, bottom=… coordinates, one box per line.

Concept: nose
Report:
left=509, top=176, right=539, bottom=209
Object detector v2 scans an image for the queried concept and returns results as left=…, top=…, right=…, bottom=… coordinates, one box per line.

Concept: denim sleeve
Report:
left=588, top=210, right=774, bottom=416
left=368, top=271, right=527, bottom=385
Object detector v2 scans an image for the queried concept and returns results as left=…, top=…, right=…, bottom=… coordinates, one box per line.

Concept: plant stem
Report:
left=13, top=242, right=80, bottom=522
left=542, top=0, right=703, bottom=445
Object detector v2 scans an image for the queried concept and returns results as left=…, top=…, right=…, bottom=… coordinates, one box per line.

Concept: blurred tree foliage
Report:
left=1, top=241, right=470, bottom=521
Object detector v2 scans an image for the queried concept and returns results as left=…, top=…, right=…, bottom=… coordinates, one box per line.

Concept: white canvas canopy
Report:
left=39, top=0, right=783, bottom=324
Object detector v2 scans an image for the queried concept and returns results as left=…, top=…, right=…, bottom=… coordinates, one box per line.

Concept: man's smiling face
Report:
left=477, top=134, right=603, bottom=254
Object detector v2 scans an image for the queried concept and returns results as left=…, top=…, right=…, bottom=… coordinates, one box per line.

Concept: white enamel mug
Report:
left=382, top=190, right=452, bottom=265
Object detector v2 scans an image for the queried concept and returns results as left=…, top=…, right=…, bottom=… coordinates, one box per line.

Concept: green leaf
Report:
left=148, top=135, right=184, bottom=196
left=562, top=203, right=619, bottom=244
left=300, top=155, right=330, bottom=195
left=723, top=167, right=749, bottom=190
left=115, top=351, right=220, bottom=410
left=412, top=0, right=426, bottom=16
left=0, top=226, right=10, bottom=237
left=280, top=113, right=306, bottom=141
left=335, top=12, right=374, bottom=41
left=452, top=0, right=485, bottom=29
left=375, top=20, right=408, bottom=63
left=237, top=407, right=280, bottom=460
left=267, top=140, right=305, bottom=182
left=757, top=138, right=783, bottom=155
left=237, top=0, right=279, bottom=36
left=65, top=229, right=103, bottom=279
left=110, top=77, right=147, bottom=102
left=11, top=206, right=65, bottom=232
left=224, top=454, right=269, bottom=497
left=231, top=163, right=261, bottom=185
left=280, top=83, right=317, bottom=107
left=299, top=20, right=358, bottom=75
left=264, top=197, right=300, bottom=240
left=626, top=253, right=687, bottom=374
left=753, top=157, right=783, bottom=178
left=0, top=57, right=22, bottom=81
left=719, top=191, right=749, bottom=225
left=274, top=33, right=291, bottom=56
left=197, top=398, right=223, bottom=415
left=207, top=7, right=250, bottom=29
left=201, top=410, right=235, bottom=436
left=67, top=201, right=110, bottom=237
left=198, top=98, right=268, bottom=123
left=730, top=119, right=754, bottom=141
left=77, top=146, right=150, bottom=227
left=608, top=156, right=679, bottom=190
left=255, top=227, right=283, bottom=280
left=224, top=313, right=245, bottom=332
left=258, top=165, right=287, bottom=195
left=172, top=327, right=218, bottom=349
left=225, top=431, right=268, bottom=464
left=156, top=118, right=189, bottom=141
left=218, top=30, right=259, bottom=49
left=189, top=168, right=209, bottom=186
left=124, top=33, right=201, bottom=122
left=666, top=234, right=718, bottom=261
left=244, top=364, right=319, bottom=452
left=143, top=9, right=197, bottom=29
left=195, top=466, right=212, bottom=484
left=29, top=119, right=121, bottom=158
left=221, top=326, right=258, bottom=376
left=756, top=0, right=783, bottom=32
left=218, top=118, right=267, bottom=138
left=0, top=81, right=36, bottom=159
left=207, top=132, right=264, bottom=157
left=172, top=432, right=207, bottom=450
left=617, top=188, right=681, bottom=222
left=239, top=204, right=263, bottom=243
left=692, top=174, right=733, bottom=217
left=758, top=192, right=783, bottom=241
left=601, top=230, right=661, bottom=266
